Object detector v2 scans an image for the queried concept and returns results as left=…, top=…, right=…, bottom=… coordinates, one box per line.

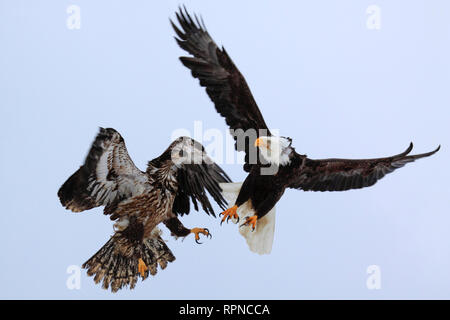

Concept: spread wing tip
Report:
left=397, top=142, right=413, bottom=157
left=173, top=6, right=204, bottom=33
left=395, top=142, right=440, bottom=160
left=170, top=19, right=185, bottom=40
left=408, top=144, right=440, bottom=160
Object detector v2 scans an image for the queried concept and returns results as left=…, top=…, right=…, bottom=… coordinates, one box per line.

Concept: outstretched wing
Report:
left=171, top=7, right=270, bottom=171
left=290, top=143, right=440, bottom=192
left=149, top=137, right=231, bottom=217
left=58, top=128, right=150, bottom=213
left=174, top=160, right=231, bottom=217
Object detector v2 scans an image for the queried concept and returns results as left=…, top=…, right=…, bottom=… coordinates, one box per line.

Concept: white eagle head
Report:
left=254, top=136, right=293, bottom=166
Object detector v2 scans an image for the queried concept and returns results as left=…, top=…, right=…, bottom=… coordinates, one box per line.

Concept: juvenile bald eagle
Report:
left=58, top=128, right=230, bottom=292
left=171, top=8, right=440, bottom=254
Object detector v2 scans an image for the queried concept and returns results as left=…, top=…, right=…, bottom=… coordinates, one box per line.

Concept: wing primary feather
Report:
left=171, top=143, right=231, bottom=217
left=58, top=128, right=149, bottom=214
left=172, top=7, right=271, bottom=171
left=291, top=143, right=439, bottom=192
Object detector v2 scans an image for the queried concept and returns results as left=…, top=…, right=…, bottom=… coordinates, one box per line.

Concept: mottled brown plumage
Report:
left=58, top=128, right=231, bottom=291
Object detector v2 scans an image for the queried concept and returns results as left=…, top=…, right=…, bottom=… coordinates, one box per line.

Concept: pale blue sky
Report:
left=0, top=0, right=449, bottom=299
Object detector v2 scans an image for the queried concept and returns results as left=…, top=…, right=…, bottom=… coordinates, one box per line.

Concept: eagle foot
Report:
left=138, top=258, right=148, bottom=277
left=240, top=215, right=258, bottom=231
left=190, top=228, right=212, bottom=244
left=219, top=205, right=239, bottom=225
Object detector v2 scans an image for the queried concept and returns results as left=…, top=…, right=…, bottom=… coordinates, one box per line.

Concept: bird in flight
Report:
left=58, top=128, right=231, bottom=292
left=171, top=7, right=440, bottom=254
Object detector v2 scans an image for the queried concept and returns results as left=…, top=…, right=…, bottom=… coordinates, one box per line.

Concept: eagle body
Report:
left=58, top=128, right=231, bottom=291
left=111, top=188, right=175, bottom=236
left=172, top=7, right=440, bottom=254
left=236, top=164, right=294, bottom=219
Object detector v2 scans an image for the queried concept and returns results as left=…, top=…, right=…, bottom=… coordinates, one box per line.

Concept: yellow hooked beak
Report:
left=254, top=137, right=262, bottom=147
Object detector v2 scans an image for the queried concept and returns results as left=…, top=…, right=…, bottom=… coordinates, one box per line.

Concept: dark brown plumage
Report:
left=292, top=143, right=440, bottom=192
left=171, top=9, right=271, bottom=172
left=172, top=7, right=440, bottom=253
left=58, top=127, right=231, bottom=291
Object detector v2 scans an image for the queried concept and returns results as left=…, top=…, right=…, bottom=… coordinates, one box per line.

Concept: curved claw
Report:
left=219, top=205, right=239, bottom=226
left=240, top=215, right=258, bottom=231
left=205, top=229, right=212, bottom=239
left=204, top=228, right=212, bottom=239
left=191, top=227, right=212, bottom=244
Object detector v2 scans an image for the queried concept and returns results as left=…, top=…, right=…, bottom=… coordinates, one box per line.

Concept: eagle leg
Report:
left=219, top=205, right=239, bottom=225
left=190, top=228, right=212, bottom=244
left=138, top=258, right=148, bottom=277
left=240, top=215, right=258, bottom=231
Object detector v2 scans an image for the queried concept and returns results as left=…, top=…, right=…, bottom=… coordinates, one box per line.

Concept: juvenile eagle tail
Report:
left=82, top=227, right=175, bottom=293
left=219, top=182, right=276, bottom=255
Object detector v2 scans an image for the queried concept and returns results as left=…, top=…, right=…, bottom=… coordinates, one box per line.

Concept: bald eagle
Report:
left=58, top=128, right=230, bottom=292
left=171, top=8, right=440, bottom=254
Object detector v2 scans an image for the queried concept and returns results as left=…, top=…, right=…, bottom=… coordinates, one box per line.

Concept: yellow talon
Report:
left=138, top=258, right=148, bottom=277
left=241, top=215, right=258, bottom=231
left=190, top=228, right=212, bottom=244
left=220, top=205, right=239, bottom=225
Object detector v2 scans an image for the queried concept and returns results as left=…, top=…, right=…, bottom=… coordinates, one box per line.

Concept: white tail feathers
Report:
left=219, top=182, right=276, bottom=255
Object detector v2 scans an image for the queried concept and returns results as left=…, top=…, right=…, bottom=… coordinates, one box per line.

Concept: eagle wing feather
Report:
left=58, top=127, right=150, bottom=214
left=172, top=7, right=271, bottom=171
left=149, top=136, right=232, bottom=217
left=290, top=143, right=440, bottom=192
